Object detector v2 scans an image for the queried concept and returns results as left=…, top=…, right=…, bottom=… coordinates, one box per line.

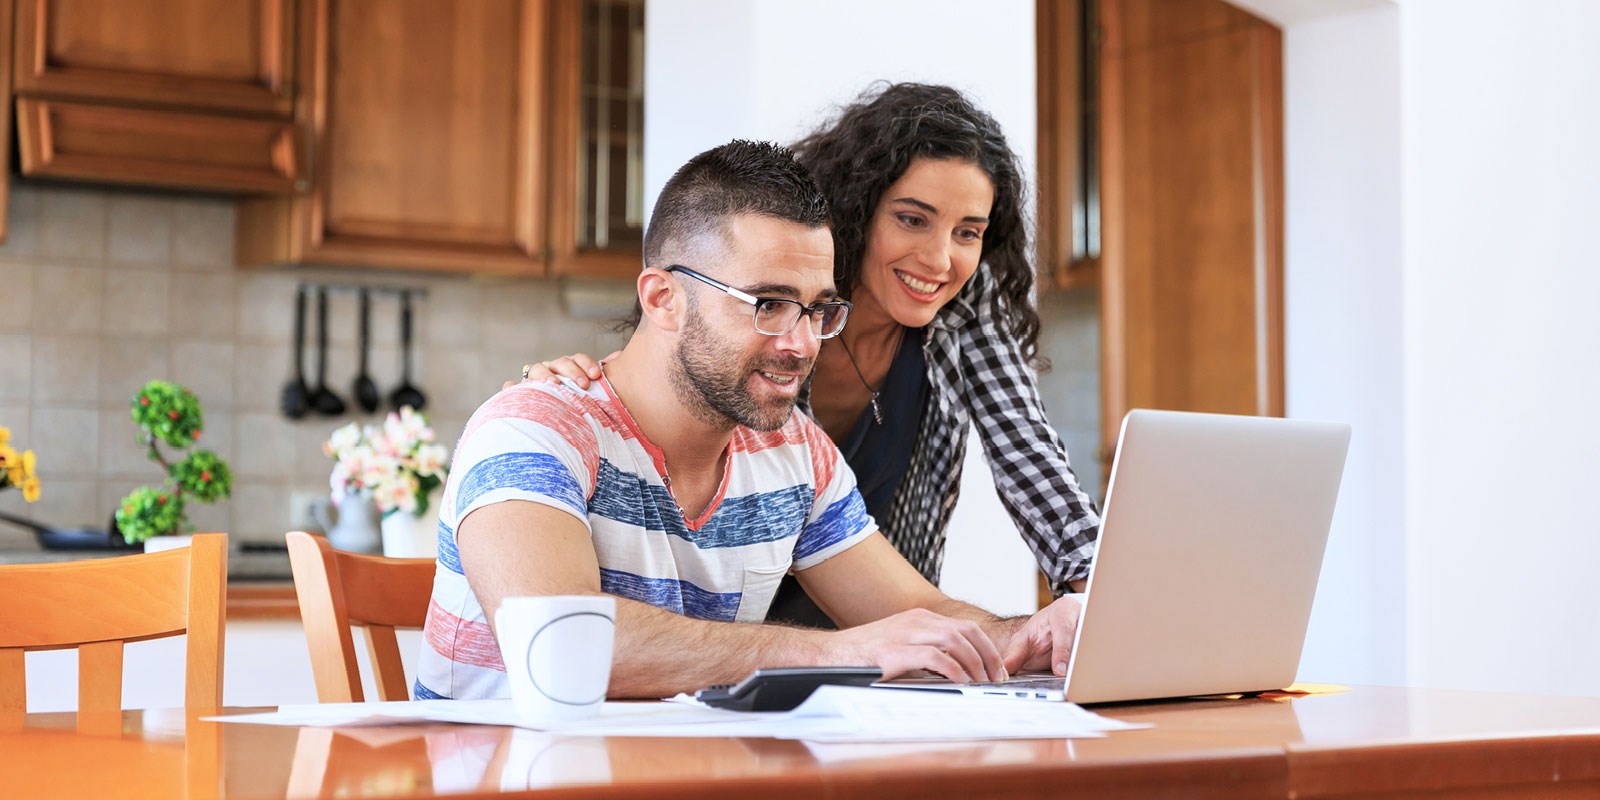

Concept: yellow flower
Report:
left=0, top=425, right=10, bottom=445
left=0, top=443, right=14, bottom=470
left=21, top=450, right=36, bottom=478
left=22, top=476, right=40, bottom=503
left=6, top=468, right=19, bottom=487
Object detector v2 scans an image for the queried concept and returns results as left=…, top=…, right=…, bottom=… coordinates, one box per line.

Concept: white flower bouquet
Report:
left=324, top=407, right=450, bottom=517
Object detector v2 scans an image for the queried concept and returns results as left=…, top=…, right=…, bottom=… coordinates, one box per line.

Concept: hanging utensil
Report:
left=390, top=290, right=428, bottom=412
left=352, top=288, right=381, bottom=413
left=280, top=287, right=311, bottom=419
left=309, top=288, right=348, bottom=416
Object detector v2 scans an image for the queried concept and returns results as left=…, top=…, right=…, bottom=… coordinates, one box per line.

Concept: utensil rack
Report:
left=295, top=281, right=430, bottom=300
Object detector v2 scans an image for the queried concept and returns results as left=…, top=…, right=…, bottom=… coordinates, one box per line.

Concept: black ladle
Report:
left=280, top=287, right=310, bottom=419
left=309, top=288, right=347, bottom=416
left=390, top=291, right=427, bottom=412
left=352, top=289, right=381, bottom=413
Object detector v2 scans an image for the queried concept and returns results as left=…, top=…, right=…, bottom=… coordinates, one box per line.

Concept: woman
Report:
left=523, top=83, right=1100, bottom=627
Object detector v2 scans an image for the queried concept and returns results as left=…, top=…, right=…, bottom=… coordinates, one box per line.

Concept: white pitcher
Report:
left=314, top=490, right=381, bottom=554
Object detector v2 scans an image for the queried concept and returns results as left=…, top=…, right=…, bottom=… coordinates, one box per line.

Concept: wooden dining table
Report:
left=4, top=685, right=1599, bottom=799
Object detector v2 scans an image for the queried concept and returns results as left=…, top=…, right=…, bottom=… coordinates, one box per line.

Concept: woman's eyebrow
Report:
left=891, top=196, right=989, bottom=224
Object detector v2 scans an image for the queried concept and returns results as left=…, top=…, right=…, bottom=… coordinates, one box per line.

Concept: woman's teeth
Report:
left=897, top=271, right=940, bottom=294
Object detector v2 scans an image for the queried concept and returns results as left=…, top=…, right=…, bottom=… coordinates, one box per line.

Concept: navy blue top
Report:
left=766, top=326, right=929, bottom=628
left=839, top=327, right=928, bottom=524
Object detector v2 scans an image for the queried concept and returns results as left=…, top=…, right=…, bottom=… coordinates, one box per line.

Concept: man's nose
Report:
left=773, top=313, right=822, bottom=357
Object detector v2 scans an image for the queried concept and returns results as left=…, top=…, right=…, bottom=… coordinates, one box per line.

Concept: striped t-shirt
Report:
left=415, top=376, right=876, bottom=700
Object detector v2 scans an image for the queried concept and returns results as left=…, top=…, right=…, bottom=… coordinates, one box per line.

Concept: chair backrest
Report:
left=0, top=532, right=228, bottom=714
left=285, top=531, right=434, bottom=703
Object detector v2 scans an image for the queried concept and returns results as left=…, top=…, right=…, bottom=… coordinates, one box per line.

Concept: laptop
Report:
left=878, top=409, right=1351, bottom=704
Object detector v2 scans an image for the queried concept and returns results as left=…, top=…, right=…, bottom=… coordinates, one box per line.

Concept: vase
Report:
left=380, top=493, right=440, bottom=559
left=315, top=491, right=382, bottom=554
left=143, top=533, right=194, bottom=553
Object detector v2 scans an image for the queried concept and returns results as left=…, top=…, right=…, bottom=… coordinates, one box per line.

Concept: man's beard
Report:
left=671, top=306, right=809, bottom=432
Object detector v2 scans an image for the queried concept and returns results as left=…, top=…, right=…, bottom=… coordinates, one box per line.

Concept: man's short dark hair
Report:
left=643, top=140, right=830, bottom=268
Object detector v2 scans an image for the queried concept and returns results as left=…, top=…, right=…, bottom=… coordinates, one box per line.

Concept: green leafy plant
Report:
left=115, top=381, right=233, bottom=544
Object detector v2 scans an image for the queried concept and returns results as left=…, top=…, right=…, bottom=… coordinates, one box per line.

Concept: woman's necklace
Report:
left=836, top=325, right=905, bottom=426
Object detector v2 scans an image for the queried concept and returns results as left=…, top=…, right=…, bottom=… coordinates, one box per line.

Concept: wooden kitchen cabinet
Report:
left=1, top=0, right=12, bottom=244
left=10, top=0, right=302, bottom=192
left=237, top=0, right=552, bottom=275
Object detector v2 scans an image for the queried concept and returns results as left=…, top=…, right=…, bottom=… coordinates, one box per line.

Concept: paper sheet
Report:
left=212, top=686, right=1146, bottom=743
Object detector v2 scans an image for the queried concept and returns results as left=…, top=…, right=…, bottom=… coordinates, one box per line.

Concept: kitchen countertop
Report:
left=0, top=541, right=295, bottom=581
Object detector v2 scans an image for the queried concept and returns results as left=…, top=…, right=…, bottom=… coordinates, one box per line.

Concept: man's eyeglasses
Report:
left=665, top=265, right=851, bottom=339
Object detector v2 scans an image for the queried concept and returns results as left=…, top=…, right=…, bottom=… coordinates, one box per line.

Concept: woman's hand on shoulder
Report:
left=504, top=352, right=614, bottom=391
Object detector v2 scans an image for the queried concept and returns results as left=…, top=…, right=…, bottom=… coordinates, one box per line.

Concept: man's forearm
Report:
left=609, top=598, right=835, bottom=698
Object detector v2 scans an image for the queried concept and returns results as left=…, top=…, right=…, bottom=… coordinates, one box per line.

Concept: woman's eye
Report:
left=957, top=228, right=984, bottom=242
left=897, top=214, right=926, bottom=228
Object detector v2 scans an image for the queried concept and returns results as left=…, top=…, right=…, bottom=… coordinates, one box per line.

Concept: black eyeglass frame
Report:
left=663, top=265, right=852, bottom=339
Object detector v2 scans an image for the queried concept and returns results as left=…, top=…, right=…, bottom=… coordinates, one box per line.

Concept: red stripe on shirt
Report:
left=424, top=599, right=506, bottom=672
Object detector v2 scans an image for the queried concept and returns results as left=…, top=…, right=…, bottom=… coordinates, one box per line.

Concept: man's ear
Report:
left=638, top=267, right=684, bottom=332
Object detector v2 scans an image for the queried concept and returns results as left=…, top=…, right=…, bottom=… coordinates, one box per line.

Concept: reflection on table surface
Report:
left=4, top=686, right=1600, bottom=799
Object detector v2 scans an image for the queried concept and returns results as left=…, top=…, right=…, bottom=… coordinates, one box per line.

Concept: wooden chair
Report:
left=285, top=531, right=435, bottom=702
left=0, top=532, right=228, bottom=714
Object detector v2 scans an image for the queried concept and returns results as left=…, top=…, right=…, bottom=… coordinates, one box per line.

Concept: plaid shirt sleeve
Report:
left=956, top=278, right=1102, bottom=592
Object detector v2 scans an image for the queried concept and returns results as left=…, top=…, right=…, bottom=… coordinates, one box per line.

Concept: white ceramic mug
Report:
left=494, top=595, right=616, bottom=723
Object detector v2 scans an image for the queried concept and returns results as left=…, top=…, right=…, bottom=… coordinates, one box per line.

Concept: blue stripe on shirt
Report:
left=588, top=458, right=814, bottom=548
left=437, top=519, right=462, bottom=575
left=413, top=680, right=447, bottom=700
left=599, top=568, right=741, bottom=621
left=455, top=451, right=587, bottom=519
left=794, top=490, right=871, bottom=563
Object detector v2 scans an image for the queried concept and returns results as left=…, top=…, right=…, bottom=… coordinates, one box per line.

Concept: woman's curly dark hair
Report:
left=791, top=82, right=1044, bottom=366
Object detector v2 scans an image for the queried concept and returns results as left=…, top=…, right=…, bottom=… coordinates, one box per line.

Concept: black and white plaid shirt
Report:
left=805, top=266, right=1101, bottom=596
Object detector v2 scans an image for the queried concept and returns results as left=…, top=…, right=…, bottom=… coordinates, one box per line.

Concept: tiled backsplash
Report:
left=0, top=182, right=1100, bottom=549
left=0, top=183, right=630, bottom=547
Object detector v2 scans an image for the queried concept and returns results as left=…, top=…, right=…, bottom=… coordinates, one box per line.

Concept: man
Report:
left=417, top=140, right=1082, bottom=700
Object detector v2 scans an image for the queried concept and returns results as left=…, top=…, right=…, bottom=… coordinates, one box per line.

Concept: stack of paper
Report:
left=214, top=686, right=1146, bottom=743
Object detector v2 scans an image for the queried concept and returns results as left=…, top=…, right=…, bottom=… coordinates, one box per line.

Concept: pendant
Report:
left=869, top=394, right=883, bottom=425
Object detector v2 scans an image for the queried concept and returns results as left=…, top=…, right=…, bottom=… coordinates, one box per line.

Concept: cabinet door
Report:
left=12, top=0, right=295, bottom=116
left=242, top=0, right=549, bottom=274
left=1098, top=0, right=1285, bottom=458
left=1, top=0, right=12, bottom=244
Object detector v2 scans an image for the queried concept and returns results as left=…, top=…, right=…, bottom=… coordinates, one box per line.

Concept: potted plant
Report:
left=0, top=424, right=41, bottom=503
left=324, top=406, right=449, bottom=557
left=114, top=381, right=233, bottom=550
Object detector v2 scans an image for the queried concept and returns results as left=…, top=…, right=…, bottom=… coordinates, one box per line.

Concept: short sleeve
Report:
left=790, top=418, right=876, bottom=571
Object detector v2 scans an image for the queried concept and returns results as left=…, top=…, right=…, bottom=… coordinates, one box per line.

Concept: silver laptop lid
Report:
left=1064, top=410, right=1351, bottom=704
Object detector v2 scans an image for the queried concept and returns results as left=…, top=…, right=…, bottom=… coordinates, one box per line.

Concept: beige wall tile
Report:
left=32, top=407, right=100, bottom=479
left=106, top=194, right=175, bottom=266
left=26, top=477, right=100, bottom=530
left=34, top=265, right=104, bottom=334
left=185, top=497, right=232, bottom=537
left=294, top=417, right=338, bottom=484
left=0, top=185, right=40, bottom=259
left=173, top=197, right=236, bottom=268
left=197, top=410, right=234, bottom=464
left=425, top=349, right=489, bottom=413
left=0, top=262, right=34, bottom=330
left=99, top=338, right=171, bottom=408
left=234, top=342, right=294, bottom=413
left=0, top=334, right=30, bottom=401
left=169, top=271, right=238, bottom=338
left=231, top=481, right=290, bottom=539
left=423, top=282, right=484, bottom=347
left=232, top=412, right=295, bottom=478
left=36, top=189, right=107, bottom=263
left=481, top=281, right=555, bottom=347
left=171, top=341, right=236, bottom=407
left=99, top=407, right=154, bottom=480
left=103, top=270, right=172, bottom=337
left=0, top=405, right=32, bottom=445
left=32, top=337, right=101, bottom=405
left=236, top=272, right=299, bottom=341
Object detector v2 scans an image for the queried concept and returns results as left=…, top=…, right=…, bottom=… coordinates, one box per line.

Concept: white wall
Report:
left=645, top=0, right=1043, bottom=615
left=1398, top=0, right=1600, bottom=695
left=1280, top=5, right=1407, bottom=686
